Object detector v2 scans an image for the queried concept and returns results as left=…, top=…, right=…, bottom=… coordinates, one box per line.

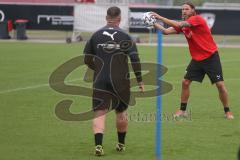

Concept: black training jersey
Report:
left=84, top=25, right=142, bottom=83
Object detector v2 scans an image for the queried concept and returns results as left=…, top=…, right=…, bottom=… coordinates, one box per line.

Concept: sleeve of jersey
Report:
left=83, top=38, right=94, bottom=55
left=186, top=16, right=202, bottom=27
left=83, top=39, right=95, bottom=70
left=128, top=42, right=142, bottom=83
left=172, top=26, right=182, bottom=34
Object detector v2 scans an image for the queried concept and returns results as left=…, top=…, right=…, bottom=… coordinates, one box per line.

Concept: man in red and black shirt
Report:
left=152, top=1, right=234, bottom=119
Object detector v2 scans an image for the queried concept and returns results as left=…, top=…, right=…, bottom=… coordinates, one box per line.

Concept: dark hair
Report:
left=107, top=6, right=121, bottom=18
left=183, top=1, right=195, bottom=10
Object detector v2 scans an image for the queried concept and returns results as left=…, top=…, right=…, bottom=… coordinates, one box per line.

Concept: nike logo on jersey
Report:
left=103, top=31, right=117, bottom=40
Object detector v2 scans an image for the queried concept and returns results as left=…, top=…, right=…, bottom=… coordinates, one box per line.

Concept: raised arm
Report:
left=154, top=23, right=178, bottom=35
left=151, top=12, right=191, bottom=28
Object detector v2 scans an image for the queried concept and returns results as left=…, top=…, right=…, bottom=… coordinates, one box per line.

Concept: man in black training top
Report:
left=84, top=6, right=144, bottom=156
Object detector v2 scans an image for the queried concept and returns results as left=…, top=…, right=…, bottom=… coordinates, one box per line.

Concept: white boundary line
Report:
left=0, top=59, right=239, bottom=94
left=1, top=40, right=240, bottom=48
left=138, top=43, right=240, bottom=48
left=167, top=59, right=240, bottom=68
left=169, top=78, right=240, bottom=85
left=1, top=77, right=238, bottom=95
left=0, top=78, right=82, bottom=94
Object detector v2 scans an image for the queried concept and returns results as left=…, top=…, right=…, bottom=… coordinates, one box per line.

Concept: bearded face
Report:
left=182, top=4, right=196, bottom=20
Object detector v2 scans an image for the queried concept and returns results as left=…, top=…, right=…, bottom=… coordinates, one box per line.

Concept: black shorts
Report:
left=184, top=52, right=224, bottom=84
left=92, top=81, right=130, bottom=113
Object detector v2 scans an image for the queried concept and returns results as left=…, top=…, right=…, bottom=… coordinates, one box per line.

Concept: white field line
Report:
left=167, top=59, right=240, bottom=68
left=138, top=43, right=240, bottom=48
left=0, top=78, right=82, bottom=94
left=0, top=59, right=239, bottom=94
left=169, top=78, right=240, bottom=85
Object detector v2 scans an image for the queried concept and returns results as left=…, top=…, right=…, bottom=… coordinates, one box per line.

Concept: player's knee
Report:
left=116, top=112, right=128, bottom=124
left=117, top=114, right=127, bottom=122
left=116, top=117, right=128, bottom=130
left=216, top=82, right=227, bottom=93
left=93, top=123, right=105, bottom=133
left=117, top=118, right=128, bottom=126
left=182, top=79, right=191, bottom=88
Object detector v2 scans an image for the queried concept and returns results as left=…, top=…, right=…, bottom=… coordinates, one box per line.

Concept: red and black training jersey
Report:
left=174, top=15, right=218, bottom=61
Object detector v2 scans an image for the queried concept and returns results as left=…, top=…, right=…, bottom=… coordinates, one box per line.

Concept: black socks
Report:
left=180, top=103, right=187, bottom=111
left=224, top=107, right=230, bottom=113
left=95, top=133, right=103, bottom=146
left=95, top=132, right=127, bottom=146
left=117, top=132, right=126, bottom=144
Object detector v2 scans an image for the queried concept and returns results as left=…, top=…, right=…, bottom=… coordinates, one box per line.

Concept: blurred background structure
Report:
left=0, top=0, right=240, bottom=47
left=1, top=0, right=240, bottom=6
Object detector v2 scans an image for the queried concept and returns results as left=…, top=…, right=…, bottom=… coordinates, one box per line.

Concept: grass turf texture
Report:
left=0, top=42, right=239, bottom=160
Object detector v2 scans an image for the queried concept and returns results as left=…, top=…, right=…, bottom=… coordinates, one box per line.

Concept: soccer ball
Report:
left=142, top=12, right=156, bottom=26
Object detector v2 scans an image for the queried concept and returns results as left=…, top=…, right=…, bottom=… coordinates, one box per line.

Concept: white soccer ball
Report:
left=142, top=12, right=156, bottom=26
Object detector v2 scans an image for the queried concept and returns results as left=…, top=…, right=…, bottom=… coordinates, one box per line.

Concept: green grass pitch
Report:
left=0, top=42, right=239, bottom=160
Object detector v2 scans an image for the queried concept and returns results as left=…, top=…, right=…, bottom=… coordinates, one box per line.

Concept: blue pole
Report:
left=156, top=30, right=162, bottom=160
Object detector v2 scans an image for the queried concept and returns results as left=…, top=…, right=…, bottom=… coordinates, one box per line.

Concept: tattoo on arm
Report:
left=180, top=21, right=191, bottom=28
